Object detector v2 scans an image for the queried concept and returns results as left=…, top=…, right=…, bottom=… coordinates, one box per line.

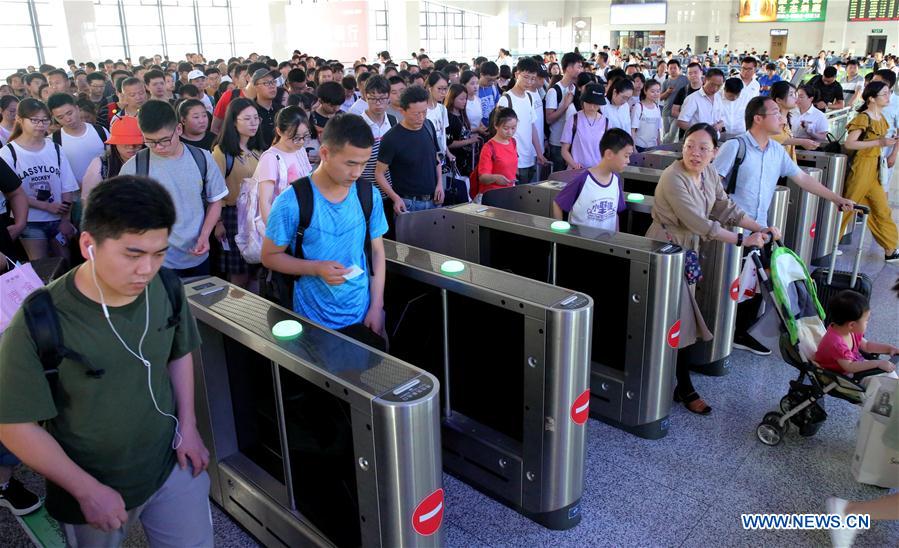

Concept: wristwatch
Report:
left=736, top=233, right=744, bottom=247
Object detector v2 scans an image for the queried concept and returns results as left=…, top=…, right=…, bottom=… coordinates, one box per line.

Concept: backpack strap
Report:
left=135, top=148, right=150, bottom=177
left=22, top=289, right=106, bottom=402
left=386, top=113, right=397, bottom=127
left=183, top=143, right=208, bottom=198
left=157, top=267, right=184, bottom=329
left=224, top=153, right=235, bottom=179
left=53, top=142, right=61, bottom=171
left=725, top=136, right=747, bottom=195
left=52, top=129, right=62, bottom=147
left=355, top=179, right=374, bottom=275
left=6, top=143, right=17, bottom=169
left=92, top=123, right=107, bottom=144
left=571, top=112, right=579, bottom=142
left=423, top=119, right=440, bottom=155
left=290, top=176, right=315, bottom=261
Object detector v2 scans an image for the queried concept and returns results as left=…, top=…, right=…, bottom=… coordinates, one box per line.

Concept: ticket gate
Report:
left=186, top=279, right=444, bottom=547
left=780, top=171, right=821, bottom=266
left=795, top=150, right=848, bottom=266
left=396, top=204, right=684, bottom=440
left=382, top=240, right=592, bottom=529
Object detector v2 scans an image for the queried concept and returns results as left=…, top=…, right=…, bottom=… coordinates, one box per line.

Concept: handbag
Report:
left=819, top=133, right=843, bottom=154
left=0, top=258, right=45, bottom=334
left=443, top=159, right=470, bottom=206
left=661, top=225, right=703, bottom=285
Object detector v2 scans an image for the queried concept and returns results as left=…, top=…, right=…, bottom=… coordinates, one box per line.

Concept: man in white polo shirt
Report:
left=677, top=68, right=725, bottom=132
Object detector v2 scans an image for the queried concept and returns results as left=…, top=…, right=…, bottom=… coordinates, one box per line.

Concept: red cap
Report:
left=105, top=116, right=143, bottom=145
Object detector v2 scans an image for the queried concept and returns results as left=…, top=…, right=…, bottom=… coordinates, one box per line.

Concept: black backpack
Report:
left=264, top=177, right=374, bottom=309
left=21, top=268, right=184, bottom=401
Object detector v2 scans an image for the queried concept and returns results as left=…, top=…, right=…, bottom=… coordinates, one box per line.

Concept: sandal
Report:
left=673, top=388, right=712, bottom=415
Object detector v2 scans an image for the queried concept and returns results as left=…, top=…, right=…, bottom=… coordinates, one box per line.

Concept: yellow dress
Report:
left=839, top=112, right=899, bottom=252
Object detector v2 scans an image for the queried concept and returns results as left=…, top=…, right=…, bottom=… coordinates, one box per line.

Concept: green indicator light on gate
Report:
left=272, top=320, right=303, bottom=340
left=440, top=260, right=465, bottom=275
left=627, top=193, right=645, bottom=203
left=550, top=220, right=571, bottom=232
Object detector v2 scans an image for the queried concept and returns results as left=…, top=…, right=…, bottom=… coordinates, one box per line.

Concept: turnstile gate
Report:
left=382, top=240, right=592, bottom=529
left=795, top=150, right=848, bottom=266
left=186, top=278, right=443, bottom=547
left=396, top=204, right=684, bottom=440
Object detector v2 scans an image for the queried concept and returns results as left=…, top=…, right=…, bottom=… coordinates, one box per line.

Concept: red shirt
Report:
left=213, top=89, right=244, bottom=120
left=814, top=326, right=864, bottom=374
left=477, top=138, right=518, bottom=194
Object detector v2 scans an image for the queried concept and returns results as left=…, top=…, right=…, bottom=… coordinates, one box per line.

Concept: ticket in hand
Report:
left=343, top=265, right=364, bottom=280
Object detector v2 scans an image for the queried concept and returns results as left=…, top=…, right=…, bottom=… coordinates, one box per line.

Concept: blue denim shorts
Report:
left=0, top=442, right=21, bottom=467
left=20, top=220, right=61, bottom=241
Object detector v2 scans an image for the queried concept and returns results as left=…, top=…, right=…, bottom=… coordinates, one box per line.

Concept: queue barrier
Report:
left=396, top=204, right=684, bottom=440
left=382, top=240, right=592, bottom=529
left=187, top=278, right=444, bottom=547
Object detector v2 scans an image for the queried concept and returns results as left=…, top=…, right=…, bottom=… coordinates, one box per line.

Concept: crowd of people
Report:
left=0, top=42, right=897, bottom=547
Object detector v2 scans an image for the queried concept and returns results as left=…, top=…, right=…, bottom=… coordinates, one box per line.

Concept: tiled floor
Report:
left=2, top=217, right=897, bottom=548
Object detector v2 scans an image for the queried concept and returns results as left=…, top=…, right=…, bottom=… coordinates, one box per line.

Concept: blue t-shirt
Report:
left=478, top=84, right=501, bottom=127
left=265, top=177, right=388, bottom=329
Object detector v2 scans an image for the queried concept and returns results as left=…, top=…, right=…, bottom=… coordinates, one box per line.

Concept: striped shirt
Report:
left=361, top=110, right=395, bottom=190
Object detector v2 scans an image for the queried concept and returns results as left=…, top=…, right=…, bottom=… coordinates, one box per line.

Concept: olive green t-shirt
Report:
left=0, top=268, right=201, bottom=524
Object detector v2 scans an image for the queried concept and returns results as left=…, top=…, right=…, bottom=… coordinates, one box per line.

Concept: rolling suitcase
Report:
left=811, top=205, right=872, bottom=320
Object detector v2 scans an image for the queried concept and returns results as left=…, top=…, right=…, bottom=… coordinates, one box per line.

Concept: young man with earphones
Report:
left=0, top=176, right=213, bottom=547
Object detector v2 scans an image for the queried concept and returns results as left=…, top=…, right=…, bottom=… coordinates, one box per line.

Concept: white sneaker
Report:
left=826, top=496, right=859, bottom=548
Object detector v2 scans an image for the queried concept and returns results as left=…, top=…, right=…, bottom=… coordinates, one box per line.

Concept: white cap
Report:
left=188, top=69, right=206, bottom=81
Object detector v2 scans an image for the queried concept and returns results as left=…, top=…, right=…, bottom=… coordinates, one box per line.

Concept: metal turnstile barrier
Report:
left=768, top=186, right=791, bottom=236
left=794, top=151, right=848, bottom=266
left=382, top=240, right=592, bottom=529
left=186, top=278, right=444, bottom=547
left=780, top=167, right=822, bottom=266
left=397, top=204, right=684, bottom=440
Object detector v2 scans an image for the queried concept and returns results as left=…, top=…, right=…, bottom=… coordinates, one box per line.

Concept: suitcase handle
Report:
left=826, top=204, right=869, bottom=286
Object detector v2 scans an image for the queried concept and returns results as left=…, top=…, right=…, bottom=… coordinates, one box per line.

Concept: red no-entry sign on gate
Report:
left=571, top=389, right=590, bottom=425
left=412, top=488, right=444, bottom=536
left=667, top=320, right=681, bottom=348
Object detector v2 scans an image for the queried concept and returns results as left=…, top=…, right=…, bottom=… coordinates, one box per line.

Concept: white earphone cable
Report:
left=89, top=252, right=182, bottom=450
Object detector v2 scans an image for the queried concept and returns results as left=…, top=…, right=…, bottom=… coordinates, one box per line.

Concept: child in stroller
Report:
left=745, top=244, right=897, bottom=446
left=814, top=290, right=897, bottom=378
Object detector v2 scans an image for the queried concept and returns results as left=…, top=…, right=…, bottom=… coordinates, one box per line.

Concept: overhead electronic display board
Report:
left=848, top=0, right=899, bottom=21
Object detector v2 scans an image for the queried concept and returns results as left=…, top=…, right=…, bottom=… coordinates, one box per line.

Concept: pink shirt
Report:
left=253, top=147, right=313, bottom=200
left=814, top=326, right=863, bottom=374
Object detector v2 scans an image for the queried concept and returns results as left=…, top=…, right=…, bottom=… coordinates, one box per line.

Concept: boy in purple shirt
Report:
left=552, top=129, right=632, bottom=232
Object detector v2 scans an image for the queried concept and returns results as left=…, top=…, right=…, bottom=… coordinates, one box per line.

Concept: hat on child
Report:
left=105, top=116, right=144, bottom=146
left=581, top=83, right=607, bottom=106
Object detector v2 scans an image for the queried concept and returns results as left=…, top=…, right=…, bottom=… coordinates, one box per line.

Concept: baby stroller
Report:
left=746, top=242, right=868, bottom=446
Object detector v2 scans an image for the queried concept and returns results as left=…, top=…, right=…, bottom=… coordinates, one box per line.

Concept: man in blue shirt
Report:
left=714, top=96, right=854, bottom=356
left=262, top=113, right=389, bottom=349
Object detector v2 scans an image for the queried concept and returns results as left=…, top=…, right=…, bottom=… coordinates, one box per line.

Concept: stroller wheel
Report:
left=757, top=412, right=784, bottom=446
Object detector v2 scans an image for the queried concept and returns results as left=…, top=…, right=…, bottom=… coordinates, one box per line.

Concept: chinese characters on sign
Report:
left=738, top=0, right=827, bottom=22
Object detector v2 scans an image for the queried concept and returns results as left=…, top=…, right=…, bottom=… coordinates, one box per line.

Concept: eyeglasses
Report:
left=291, top=132, right=311, bottom=143
left=762, top=110, right=782, bottom=118
left=144, top=129, right=177, bottom=148
left=366, top=95, right=389, bottom=104
left=256, top=79, right=277, bottom=87
left=684, top=143, right=714, bottom=154
left=28, top=118, right=51, bottom=126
